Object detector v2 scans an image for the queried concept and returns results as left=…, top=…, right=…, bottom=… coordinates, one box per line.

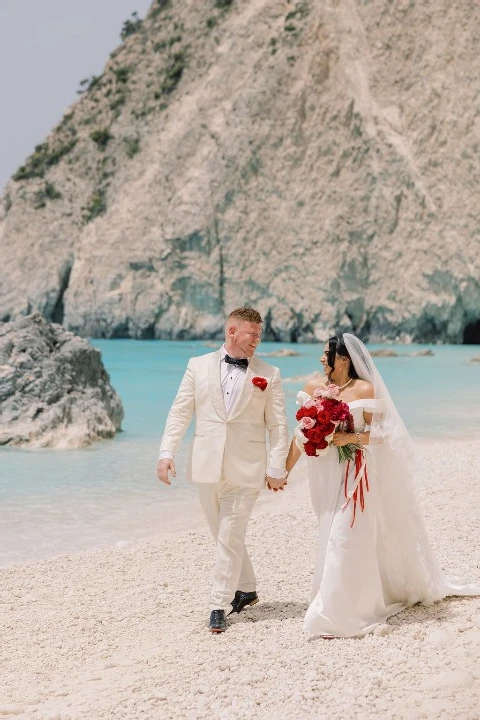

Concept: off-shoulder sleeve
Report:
left=348, top=398, right=385, bottom=413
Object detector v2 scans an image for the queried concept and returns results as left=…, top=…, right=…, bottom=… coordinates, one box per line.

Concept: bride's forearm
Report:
left=286, top=439, right=301, bottom=472
left=355, top=431, right=370, bottom=446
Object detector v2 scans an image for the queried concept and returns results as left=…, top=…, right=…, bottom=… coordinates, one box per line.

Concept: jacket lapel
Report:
left=208, top=350, right=227, bottom=421
left=228, top=356, right=258, bottom=420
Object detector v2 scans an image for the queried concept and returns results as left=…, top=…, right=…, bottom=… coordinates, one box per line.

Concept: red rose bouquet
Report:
left=294, top=384, right=361, bottom=462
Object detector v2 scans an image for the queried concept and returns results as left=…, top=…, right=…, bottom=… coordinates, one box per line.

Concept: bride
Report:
left=286, top=333, right=478, bottom=638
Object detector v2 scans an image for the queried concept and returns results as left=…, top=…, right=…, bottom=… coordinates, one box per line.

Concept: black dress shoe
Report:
left=229, top=590, right=259, bottom=615
left=209, top=609, right=227, bottom=633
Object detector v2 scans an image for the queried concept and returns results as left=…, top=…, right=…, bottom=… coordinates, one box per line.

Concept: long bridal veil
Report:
left=342, top=333, right=478, bottom=603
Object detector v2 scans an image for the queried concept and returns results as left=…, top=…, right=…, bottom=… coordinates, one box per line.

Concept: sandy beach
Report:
left=2, top=439, right=479, bottom=720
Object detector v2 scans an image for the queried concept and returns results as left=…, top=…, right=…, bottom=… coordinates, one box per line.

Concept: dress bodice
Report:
left=348, top=401, right=367, bottom=432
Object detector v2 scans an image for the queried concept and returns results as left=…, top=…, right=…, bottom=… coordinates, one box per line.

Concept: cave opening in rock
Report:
left=51, top=264, right=72, bottom=325
left=463, top=320, right=480, bottom=344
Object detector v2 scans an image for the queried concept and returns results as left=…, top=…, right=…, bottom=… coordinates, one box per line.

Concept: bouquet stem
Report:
left=337, top=443, right=363, bottom=463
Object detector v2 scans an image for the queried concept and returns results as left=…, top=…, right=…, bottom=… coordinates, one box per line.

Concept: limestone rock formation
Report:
left=370, top=348, right=398, bottom=358
left=258, top=348, right=300, bottom=357
left=0, top=314, right=124, bottom=448
left=1, top=0, right=480, bottom=343
left=410, top=349, right=434, bottom=357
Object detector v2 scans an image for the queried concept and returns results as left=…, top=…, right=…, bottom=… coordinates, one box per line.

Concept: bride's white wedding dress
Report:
left=304, top=397, right=405, bottom=637
left=299, top=335, right=479, bottom=638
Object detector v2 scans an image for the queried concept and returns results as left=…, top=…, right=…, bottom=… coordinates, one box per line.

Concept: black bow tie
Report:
left=224, top=354, right=249, bottom=369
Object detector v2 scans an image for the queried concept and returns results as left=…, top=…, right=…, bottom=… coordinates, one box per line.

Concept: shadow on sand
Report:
left=230, top=596, right=465, bottom=637
left=387, top=596, right=462, bottom=628
left=229, top=600, right=308, bottom=625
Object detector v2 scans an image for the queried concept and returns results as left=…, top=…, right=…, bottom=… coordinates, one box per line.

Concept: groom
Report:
left=156, top=307, right=289, bottom=633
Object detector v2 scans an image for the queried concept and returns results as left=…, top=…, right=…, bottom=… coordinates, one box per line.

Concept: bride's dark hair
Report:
left=326, top=335, right=359, bottom=379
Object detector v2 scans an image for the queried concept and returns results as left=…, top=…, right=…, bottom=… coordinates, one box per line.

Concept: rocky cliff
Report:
left=0, top=314, right=124, bottom=448
left=1, top=0, right=479, bottom=343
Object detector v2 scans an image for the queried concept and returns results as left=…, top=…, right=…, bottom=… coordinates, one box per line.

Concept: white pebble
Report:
left=424, top=629, right=451, bottom=648
left=421, top=670, right=473, bottom=690
left=461, top=629, right=480, bottom=644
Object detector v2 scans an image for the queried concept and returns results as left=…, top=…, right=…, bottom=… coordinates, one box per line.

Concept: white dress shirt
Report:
left=220, top=345, right=247, bottom=416
left=158, top=346, right=285, bottom=479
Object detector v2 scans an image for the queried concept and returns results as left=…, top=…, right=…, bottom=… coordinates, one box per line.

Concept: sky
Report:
left=0, top=0, right=153, bottom=193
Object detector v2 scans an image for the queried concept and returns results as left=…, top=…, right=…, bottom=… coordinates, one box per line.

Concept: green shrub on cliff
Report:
left=150, top=0, right=170, bottom=18
left=90, top=129, right=114, bottom=151
left=33, top=182, right=62, bottom=210
left=109, top=92, right=127, bottom=115
left=121, top=12, right=142, bottom=40
left=83, top=187, right=107, bottom=224
left=13, top=139, right=78, bottom=181
left=159, top=51, right=186, bottom=95
left=77, top=75, right=102, bottom=95
left=3, top=192, right=12, bottom=213
left=124, top=136, right=140, bottom=158
left=113, top=66, right=131, bottom=84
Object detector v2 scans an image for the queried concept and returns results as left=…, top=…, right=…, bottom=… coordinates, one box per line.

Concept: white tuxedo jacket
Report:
left=159, top=350, right=289, bottom=488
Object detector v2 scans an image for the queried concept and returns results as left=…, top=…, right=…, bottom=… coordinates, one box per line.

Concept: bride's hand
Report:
left=331, top=432, right=352, bottom=447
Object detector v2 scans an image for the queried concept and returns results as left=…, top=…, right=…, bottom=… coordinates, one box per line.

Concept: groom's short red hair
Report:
left=227, top=307, right=263, bottom=325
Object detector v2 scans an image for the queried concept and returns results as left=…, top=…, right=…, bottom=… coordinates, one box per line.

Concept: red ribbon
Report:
left=343, top=448, right=369, bottom=528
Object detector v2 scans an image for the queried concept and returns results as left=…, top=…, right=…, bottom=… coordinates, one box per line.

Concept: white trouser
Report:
left=198, top=480, right=260, bottom=612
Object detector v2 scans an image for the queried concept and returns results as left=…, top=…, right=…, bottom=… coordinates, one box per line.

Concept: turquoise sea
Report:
left=1, top=340, right=479, bottom=567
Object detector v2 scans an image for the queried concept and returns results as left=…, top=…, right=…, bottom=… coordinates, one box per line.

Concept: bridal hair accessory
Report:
left=252, top=376, right=268, bottom=391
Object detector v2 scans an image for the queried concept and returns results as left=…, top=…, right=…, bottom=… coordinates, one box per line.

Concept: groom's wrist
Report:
left=158, top=450, right=174, bottom=461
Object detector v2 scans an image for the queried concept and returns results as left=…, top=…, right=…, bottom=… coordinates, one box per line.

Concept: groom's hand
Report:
left=157, top=459, right=176, bottom=485
left=265, top=475, right=287, bottom=492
